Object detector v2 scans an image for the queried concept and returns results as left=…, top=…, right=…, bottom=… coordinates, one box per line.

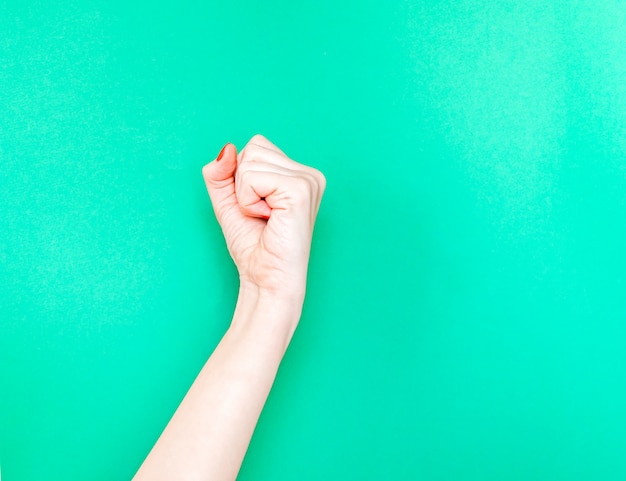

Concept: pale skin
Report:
left=133, top=135, right=326, bottom=481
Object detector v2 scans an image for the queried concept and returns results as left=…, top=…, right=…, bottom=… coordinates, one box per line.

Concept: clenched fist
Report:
left=202, top=135, right=326, bottom=306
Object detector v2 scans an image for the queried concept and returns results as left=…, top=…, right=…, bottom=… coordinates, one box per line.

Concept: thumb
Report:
left=202, top=143, right=239, bottom=223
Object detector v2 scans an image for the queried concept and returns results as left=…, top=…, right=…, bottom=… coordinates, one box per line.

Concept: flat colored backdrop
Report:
left=1, top=1, right=625, bottom=479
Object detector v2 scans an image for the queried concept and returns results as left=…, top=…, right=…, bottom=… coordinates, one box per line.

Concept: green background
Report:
left=1, top=1, right=625, bottom=479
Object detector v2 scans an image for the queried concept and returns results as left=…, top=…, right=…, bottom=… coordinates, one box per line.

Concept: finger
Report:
left=234, top=161, right=320, bottom=219
left=247, top=134, right=285, bottom=155
left=238, top=141, right=296, bottom=170
left=236, top=170, right=313, bottom=219
left=235, top=167, right=275, bottom=219
left=238, top=193, right=272, bottom=219
left=202, top=143, right=239, bottom=222
left=239, top=144, right=323, bottom=186
left=234, top=160, right=303, bottom=191
left=235, top=160, right=326, bottom=207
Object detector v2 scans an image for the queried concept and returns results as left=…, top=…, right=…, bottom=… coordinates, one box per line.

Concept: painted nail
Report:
left=216, top=143, right=228, bottom=162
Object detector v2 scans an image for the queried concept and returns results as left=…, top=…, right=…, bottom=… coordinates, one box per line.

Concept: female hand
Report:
left=202, top=135, right=326, bottom=305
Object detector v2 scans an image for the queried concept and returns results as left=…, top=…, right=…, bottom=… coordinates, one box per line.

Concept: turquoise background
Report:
left=1, top=1, right=626, bottom=479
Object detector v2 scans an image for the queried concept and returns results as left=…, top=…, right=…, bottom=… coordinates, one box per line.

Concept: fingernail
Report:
left=262, top=215, right=270, bottom=220
left=216, top=143, right=228, bottom=162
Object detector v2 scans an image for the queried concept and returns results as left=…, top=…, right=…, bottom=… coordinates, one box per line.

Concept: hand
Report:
left=133, top=137, right=325, bottom=481
left=202, top=135, right=326, bottom=304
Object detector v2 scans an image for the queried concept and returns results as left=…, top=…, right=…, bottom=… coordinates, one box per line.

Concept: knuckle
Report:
left=239, top=143, right=261, bottom=163
left=288, top=177, right=314, bottom=206
left=250, top=134, right=268, bottom=145
left=293, top=175, right=312, bottom=192
left=314, top=169, right=327, bottom=191
left=304, top=167, right=326, bottom=192
left=238, top=165, right=253, bottom=183
left=238, top=145, right=250, bottom=162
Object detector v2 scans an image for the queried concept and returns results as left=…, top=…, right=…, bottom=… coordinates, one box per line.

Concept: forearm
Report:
left=133, top=283, right=302, bottom=481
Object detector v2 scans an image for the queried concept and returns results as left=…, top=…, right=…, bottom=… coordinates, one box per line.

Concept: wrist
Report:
left=238, top=276, right=305, bottom=312
left=231, top=278, right=305, bottom=348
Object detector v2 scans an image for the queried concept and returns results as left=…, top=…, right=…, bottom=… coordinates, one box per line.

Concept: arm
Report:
left=133, top=135, right=326, bottom=481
